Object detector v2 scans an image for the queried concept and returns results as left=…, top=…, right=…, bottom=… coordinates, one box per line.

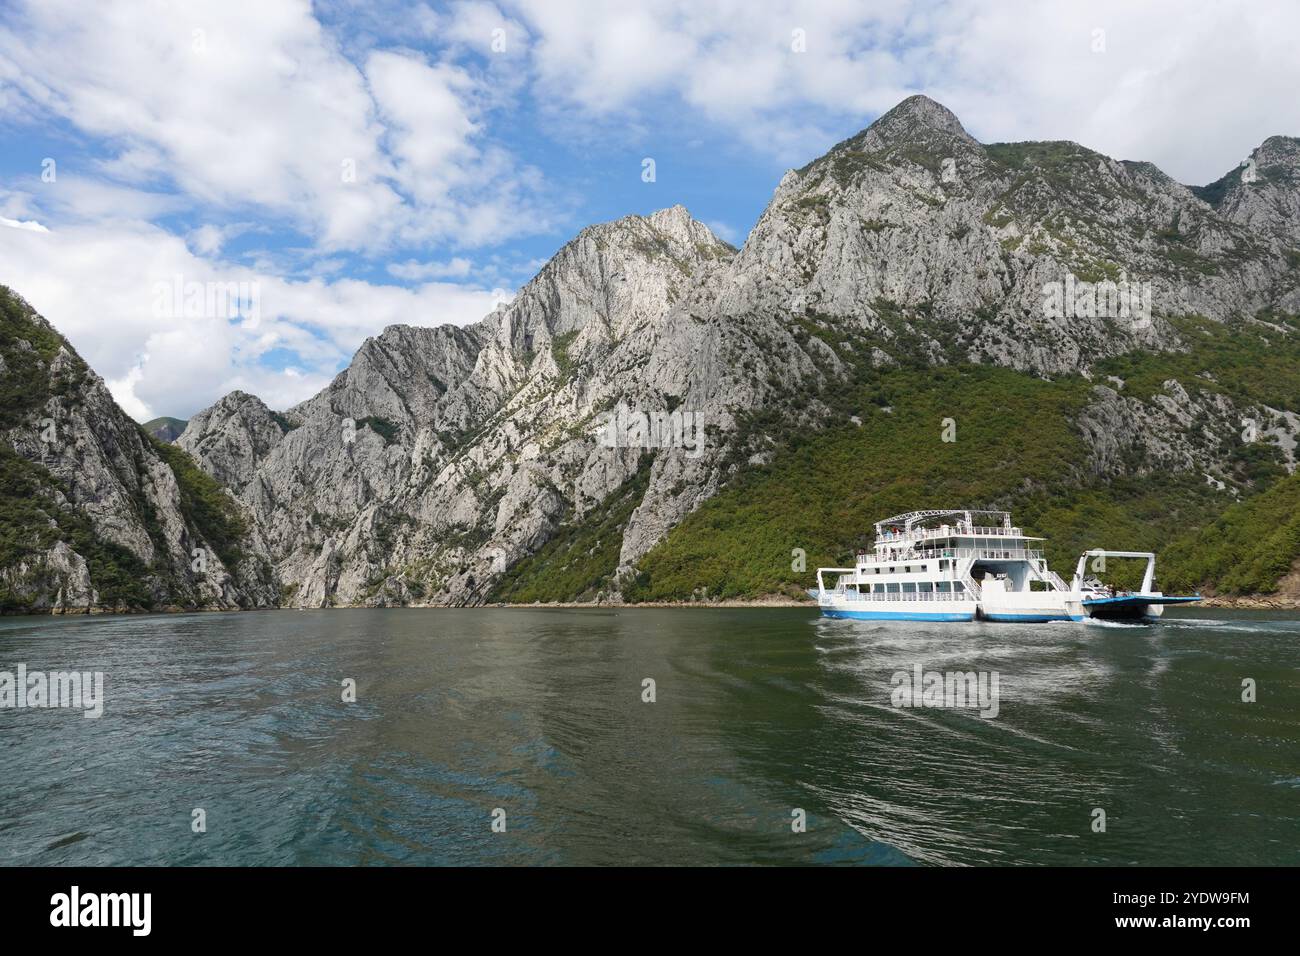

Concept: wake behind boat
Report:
left=813, top=509, right=1200, bottom=623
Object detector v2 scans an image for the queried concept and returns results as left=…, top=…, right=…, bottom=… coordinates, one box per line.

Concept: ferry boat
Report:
left=813, top=509, right=1200, bottom=623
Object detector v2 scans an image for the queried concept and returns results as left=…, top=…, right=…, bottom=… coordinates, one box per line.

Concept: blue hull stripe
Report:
left=983, top=612, right=1085, bottom=623
left=821, top=608, right=975, bottom=622
left=1082, top=595, right=1201, bottom=607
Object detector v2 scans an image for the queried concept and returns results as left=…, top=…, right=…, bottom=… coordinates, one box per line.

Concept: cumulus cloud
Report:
left=0, top=216, right=48, bottom=232
left=504, top=0, right=1300, bottom=182
left=387, top=257, right=475, bottom=281
left=0, top=0, right=552, bottom=251
left=0, top=219, right=507, bottom=419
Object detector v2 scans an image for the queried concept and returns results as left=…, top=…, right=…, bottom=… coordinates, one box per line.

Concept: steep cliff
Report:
left=180, top=206, right=741, bottom=605
left=0, top=287, right=276, bottom=612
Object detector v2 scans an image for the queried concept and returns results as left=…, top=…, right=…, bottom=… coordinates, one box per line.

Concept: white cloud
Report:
left=366, top=51, right=479, bottom=208
left=0, top=0, right=397, bottom=248
left=704, top=220, right=741, bottom=246
left=0, top=219, right=508, bottom=419
left=438, top=1, right=529, bottom=59
left=503, top=0, right=1300, bottom=182
left=186, top=222, right=258, bottom=257
left=34, top=176, right=186, bottom=223
left=0, top=216, right=48, bottom=232
left=387, top=257, right=475, bottom=281
left=0, top=0, right=553, bottom=251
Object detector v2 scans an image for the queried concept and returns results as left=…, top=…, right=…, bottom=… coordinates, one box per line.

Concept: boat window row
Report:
left=859, top=560, right=957, bottom=573
left=844, top=582, right=967, bottom=595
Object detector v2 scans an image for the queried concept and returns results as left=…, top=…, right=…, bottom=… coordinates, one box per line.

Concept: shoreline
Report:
left=12, top=593, right=1300, bottom=617
left=1193, top=594, right=1300, bottom=610
left=4, top=595, right=817, bottom=616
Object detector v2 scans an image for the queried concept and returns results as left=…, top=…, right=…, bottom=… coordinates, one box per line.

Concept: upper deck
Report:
left=865, top=509, right=1043, bottom=562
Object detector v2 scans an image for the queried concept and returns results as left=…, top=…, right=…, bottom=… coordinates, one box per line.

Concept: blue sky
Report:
left=1, top=0, right=1297, bottom=420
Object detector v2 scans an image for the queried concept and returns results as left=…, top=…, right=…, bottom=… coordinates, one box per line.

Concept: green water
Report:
left=1, top=607, right=1296, bottom=865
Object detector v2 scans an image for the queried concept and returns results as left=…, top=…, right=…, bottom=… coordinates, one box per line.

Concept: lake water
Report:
left=1, top=607, right=1297, bottom=866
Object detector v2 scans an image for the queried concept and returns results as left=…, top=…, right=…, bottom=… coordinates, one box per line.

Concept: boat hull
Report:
left=820, top=608, right=976, bottom=622
left=981, top=610, right=1085, bottom=623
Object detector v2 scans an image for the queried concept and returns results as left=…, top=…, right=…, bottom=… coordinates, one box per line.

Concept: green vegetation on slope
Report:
left=146, top=432, right=248, bottom=569
left=1, top=287, right=154, bottom=610
left=356, top=415, right=399, bottom=445
left=142, top=416, right=188, bottom=442
left=1, top=286, right=72, bottom=426
left=1160, top=469, right=1300, bottom=595
left=984, top=140, right=1100, bottom=177
left=0, top=446, right=155, bottom=611
left=1, top=285, right=258, bottom=610
left=1097, top=312, right=1300, bottom=410
left=487, top=307, right=1300, bottom=603
left=551, top=329, right=580, bottom=377
left=622, top=365, right=1231, bottom=601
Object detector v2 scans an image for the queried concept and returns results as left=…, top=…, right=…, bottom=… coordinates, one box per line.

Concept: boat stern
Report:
left=1081, top=593, right=1201, bottom=622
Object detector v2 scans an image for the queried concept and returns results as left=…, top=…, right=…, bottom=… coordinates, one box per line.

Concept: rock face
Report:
left=0, top=288, right=277, bottom=612
left=1201, top=135, right=1300, bottom=245
left=723, top=97, right=1295, bottom=380
left=180, top=206, right=741, bottom=605
left=39, top=95, right=1300, bottom=607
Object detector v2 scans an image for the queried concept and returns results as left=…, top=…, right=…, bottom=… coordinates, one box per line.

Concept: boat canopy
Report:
left=873, top=509, right=1014, bottom=535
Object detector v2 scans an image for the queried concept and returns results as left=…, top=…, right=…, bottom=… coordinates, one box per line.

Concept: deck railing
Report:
left=856, top=547, right=1044, bottom=564
left=875, top=525, right=1023, bottom=544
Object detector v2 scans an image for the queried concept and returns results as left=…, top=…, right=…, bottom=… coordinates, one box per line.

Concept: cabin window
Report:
left=936, top=581, right=951, bottom=593
left=886, top=583, right=900, bottom=594
left=902, top=583, right=916, bottom=594
left=954, top=582, right=965, bottom=593
left=918, top=582, right=933, bottom=593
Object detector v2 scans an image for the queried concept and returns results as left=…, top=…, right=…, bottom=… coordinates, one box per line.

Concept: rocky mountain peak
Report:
left=571, top=204, right=729, bottom=258
left=852, top=94, right=977, bottom=151
left=1256, top=135, right=1300, bottom=163
left=645, top=204, right=725, bottom=247
left=221, top=389, right=270, bottom=409
left=1204, top=133, right=1300, bottom=242
left=179, top=387, right=291, bottom=494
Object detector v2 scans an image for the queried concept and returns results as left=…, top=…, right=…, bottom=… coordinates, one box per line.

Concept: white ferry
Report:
left=813, top=509, right=1200, bottom=623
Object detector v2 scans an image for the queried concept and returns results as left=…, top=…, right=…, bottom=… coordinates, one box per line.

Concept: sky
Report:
left=1, top=0, right=1298, bottom=421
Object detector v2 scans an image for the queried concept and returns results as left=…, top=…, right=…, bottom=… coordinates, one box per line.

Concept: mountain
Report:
left=142, top=416, right=188, bottom=443
left=0, top=287, right=277, bottom=612
left=10, top=95, right=1300, bottom=609
left=179, top=206, right=739, bottom=605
